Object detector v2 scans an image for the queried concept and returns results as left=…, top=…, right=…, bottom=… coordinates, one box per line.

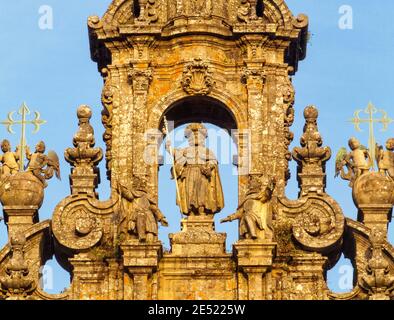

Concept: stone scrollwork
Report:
left=280, top=77, right=295, bottom=106
left=87, top=15, right=103, bottom=30
left=101, top=68, right=114, bottom=180
left=280, top=77, right=295, bottom=182
left=181, top=59, right=215, bottom=96
left=278, top=195, right=345, bottom=254
left=52, top=195, right=117, bottom=251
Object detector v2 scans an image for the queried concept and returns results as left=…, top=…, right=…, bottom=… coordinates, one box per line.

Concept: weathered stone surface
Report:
left=0, top=0, right=392, bottom=301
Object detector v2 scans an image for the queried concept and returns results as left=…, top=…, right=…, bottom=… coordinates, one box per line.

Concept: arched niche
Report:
left=159, top=96, right=237, bottom=134
left=146, top=92, right=249, bottom=207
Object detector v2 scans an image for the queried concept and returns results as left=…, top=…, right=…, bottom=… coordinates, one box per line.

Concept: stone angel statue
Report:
left=0, top=139, right=20, bottom=176
left=26, top=141, right=61, bottom=187
left=115, top=177, right=168, bottom=243
left=335, top=137, right=372, bottom=187
left=376, top=138, right=394, bottom=179
left=221, top=176, right=276, bottom=240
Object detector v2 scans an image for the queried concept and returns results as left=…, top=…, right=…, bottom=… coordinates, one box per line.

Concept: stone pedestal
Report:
left=169, top=216, right=226, bottom=256
left=357, top=204, right=392, bottom=238
left=234, top=241, right=276, bottom=300
left=121, top=240, right=162, bottom=300
left=69, top=172, right=99, bottom=196
left=158, top=216, right=233, bottom=300
left=3, top=205, right=38, bottom=238
left=298, top=172, right=326, bottom=196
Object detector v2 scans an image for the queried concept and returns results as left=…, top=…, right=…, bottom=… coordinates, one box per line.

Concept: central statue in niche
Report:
left=166, top=123, right=224, bottom=216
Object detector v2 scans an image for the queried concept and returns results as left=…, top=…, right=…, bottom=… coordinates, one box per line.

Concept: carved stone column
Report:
left=145, top=130, right=163, bottom=201
left=69, top=253, right=107, bottom=300
left=129, top=67, right=153, bottom=178
left=234, top=242, right=276, bottom=300
left=3, top=206, right=38, bottom=238
left=233, top=131, right=251, bottom=202
left=241, top=61, right=265, bottom=176
left=121, top=240, right=161, bottom=300
left=288, top=252, right=328, bottom=300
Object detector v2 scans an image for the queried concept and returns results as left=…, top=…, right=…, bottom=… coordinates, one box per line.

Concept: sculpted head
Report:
left=386, top=138, right=394, bottom=151
left=185, top=123, right=207, bottom=147
left=35, top=141, right=46, bottom=153
left=348, top=137, right=360, bottom=150
left=1, top=139, right=11, bottom=153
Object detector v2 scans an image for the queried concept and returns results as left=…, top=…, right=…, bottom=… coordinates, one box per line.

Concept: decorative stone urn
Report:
left=0, top=172, right=44, bottom=208
left=353, top=172, right=394, bottom=207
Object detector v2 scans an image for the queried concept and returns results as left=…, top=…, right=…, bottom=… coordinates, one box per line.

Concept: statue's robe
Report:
left=172, top=145, right=224, bottom=215
left=1, top=152, right=19, bottom=175
left=237, top=188, right=273, bottom=239
left=119, top=187, right=164, bottom=240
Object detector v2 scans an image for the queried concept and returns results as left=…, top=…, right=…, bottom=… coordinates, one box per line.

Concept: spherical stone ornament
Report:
left=304, top=105, right=319, bottom=120
left=353, top=172, right=394, bottom=207
left=77, top=104, right=92, bottom=120
left=0, top=172, right=44, bottom=208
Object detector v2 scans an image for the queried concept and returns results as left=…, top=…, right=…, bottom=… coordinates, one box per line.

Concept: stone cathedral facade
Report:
left=0, top=0, right=393, bottom=300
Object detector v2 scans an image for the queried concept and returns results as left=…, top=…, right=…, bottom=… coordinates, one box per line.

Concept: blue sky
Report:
left=0, top=0, right=393, bottom=295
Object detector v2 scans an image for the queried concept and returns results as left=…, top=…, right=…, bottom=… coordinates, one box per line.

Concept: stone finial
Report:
left=292, top=105, right=331, bottom=195
left=0, top=234, right=35, bottom=300
left=65, top=105, right=103, bottom=195
left=65, top=105, right=103, bottom=169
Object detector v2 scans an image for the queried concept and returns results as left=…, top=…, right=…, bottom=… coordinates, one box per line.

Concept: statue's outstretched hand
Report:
left=220, top=216, right=232, bottom=223
left=160, top=217, right=169, bottom=227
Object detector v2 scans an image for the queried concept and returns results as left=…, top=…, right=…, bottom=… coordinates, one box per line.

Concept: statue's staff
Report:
left=162, top=117, right=183, bottom=217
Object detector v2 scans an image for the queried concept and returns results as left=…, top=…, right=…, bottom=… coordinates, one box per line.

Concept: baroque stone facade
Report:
left=0, top=0, right=393, bottom=300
